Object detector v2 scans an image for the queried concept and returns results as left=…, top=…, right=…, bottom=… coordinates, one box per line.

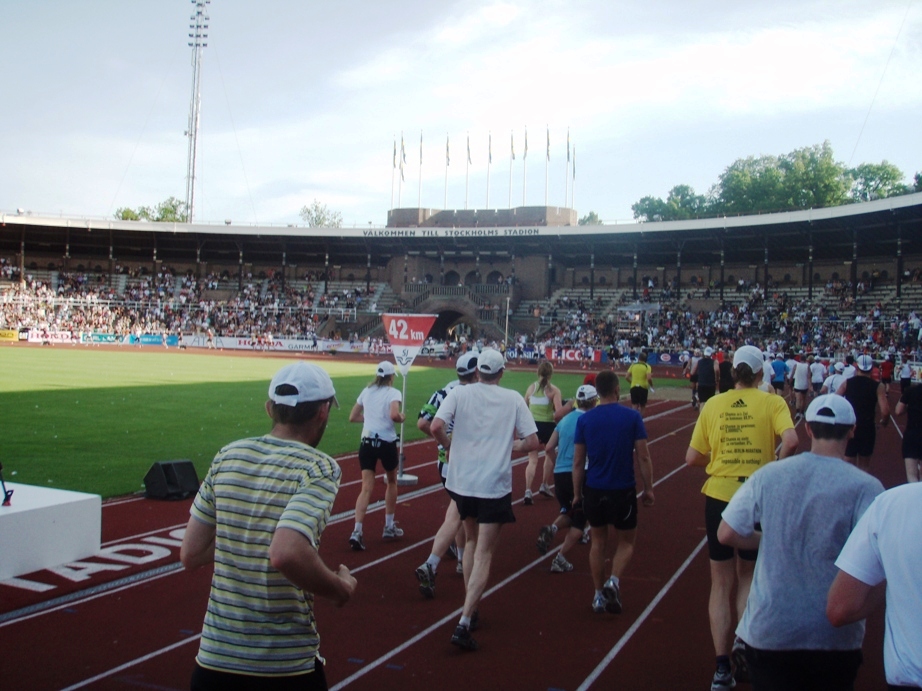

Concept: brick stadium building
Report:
left=2, top=194, right=921, bottom=345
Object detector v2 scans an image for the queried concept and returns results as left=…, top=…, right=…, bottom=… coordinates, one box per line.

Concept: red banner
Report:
left=382, top=314, right=437, bottom=347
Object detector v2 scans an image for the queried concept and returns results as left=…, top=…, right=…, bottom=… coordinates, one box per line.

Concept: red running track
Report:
left=0, top=394, right=907, bottom=690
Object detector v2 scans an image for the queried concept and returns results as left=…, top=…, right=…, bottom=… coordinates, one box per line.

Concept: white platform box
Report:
left=0, top=483, right=102, bottom=581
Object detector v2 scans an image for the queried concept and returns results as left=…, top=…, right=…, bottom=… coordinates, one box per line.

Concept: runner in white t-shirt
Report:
left=347, top=361, right=405, bottom=551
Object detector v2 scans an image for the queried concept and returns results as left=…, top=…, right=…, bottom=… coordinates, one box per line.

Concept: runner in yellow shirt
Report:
left=626, top=352, right=654, bottom=416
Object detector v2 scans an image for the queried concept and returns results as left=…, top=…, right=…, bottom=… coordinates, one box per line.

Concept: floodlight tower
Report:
left=184, top=0, right=210, bottom=223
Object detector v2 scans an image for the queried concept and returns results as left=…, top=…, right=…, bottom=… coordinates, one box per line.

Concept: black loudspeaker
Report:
left=143, top=460, right=200, bottom=500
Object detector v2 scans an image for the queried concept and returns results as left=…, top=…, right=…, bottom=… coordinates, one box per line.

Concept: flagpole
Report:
left=418, top=131, right=423, bottom=209
left=544, top=125, right=549, bottom=207
left=391, top=136, right=396, bottom=210
left=571, top=144, right=576, bottom=209
left=486, top=132, right=492, bottom=209
left=509, top=130, right=514, bottom=208
left=398, top=131, right=405, bottom=207
left=522, top=126, right=528, bottom=206
left=465, top=132, right=470, bottom=210
left=565, top=128, right=570, bottom=209
left=444, top=133, right=449, bottom=209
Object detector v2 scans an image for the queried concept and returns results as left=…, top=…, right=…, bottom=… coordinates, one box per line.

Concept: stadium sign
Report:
left=382, top=313, right=438, bottom=375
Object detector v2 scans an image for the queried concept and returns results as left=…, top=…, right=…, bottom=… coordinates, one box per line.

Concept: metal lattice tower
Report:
left=184, top=0, right=210, bottom=223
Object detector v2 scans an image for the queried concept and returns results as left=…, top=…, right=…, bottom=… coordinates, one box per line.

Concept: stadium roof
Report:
left=2, top=192, right=921, bottom=270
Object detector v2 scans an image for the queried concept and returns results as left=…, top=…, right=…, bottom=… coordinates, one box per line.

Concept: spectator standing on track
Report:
left=536, top=384, right=600, bottom=572
left=693, top=347, right=719, bottom=406
left=523, top=360, right=563, bottom=504
left=347, top=361, right=406, bottom=551
left=685, top=345, right=798, bottom=691
left=414, top=352, right=479, bottom=598
left=836, top=354, right=889, bottom=472
left=626, top=351, right=654, bottom=416
left=430, top=348, right=538, bottom=651
left=895, top=382, right=922, bottom=482
left=828, top=482, right=922, bottom=689
left=718, top=395, right=883, bottom=691
left=180, top=361, right=354, bottom=690
left=572, top=371, right=655, bottom=615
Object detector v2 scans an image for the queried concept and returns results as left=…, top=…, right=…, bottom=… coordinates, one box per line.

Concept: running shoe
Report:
left=551, top=554, right=574, bottom=572
left=731, top=637, right=750, bottom=683
left=711, top=666, right=736, bottom=690
left=592, top=593, right=607, bottom=613
left=539, top=483, right=554, bottom=497
left=349, top=529, right=365, bottom=551
left=537, top=525, right=554, bottom=554
left=456, top=561, right=464, bottom=575
left=415, top=562, right=436, bottom=599
left=382, top=523, right=404, bottom=539
left=523, top=489, right=533, bottom=506
left=445, top=542, right=459, bottom=560
left=602, top=576, right=622, bottom=614
left=580, top=527, right=591, bottom=544
left=450, top=624, right=478, bottom=651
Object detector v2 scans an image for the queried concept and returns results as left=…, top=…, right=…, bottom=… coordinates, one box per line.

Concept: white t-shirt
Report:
left=823, top=373, right=847, bottom=394
left=843, top=365, right=857, bottom=379
left=810, top=361, right=827, bottom=384
left=793, top=361, right=811, bottom=390
left=835, top=484, right=922, bottom=687
left=356, top=384, right=402, bottom=442
left=435, top=382, right=537, bottom=499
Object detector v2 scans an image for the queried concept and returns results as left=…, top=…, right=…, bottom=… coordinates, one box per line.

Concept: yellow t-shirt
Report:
left=689, top=387, right=794, bottom=502
left=627, top=362, right=652, bottom=389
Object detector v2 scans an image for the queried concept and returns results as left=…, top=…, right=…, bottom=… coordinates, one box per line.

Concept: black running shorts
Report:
left=705, top=495, right=758, bottom=562
left=535, top=421, right=556, bottom=445
left=358, top=437, right=399, bottom=473
left=449, top=491, right=516, bottom=524
left=584, top=486, right=637, bottom=530
left=845, top=424, right=876, bottom=459
left=630, top=386, right=649, bottom=406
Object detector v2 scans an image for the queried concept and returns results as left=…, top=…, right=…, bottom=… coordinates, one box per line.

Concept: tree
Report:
left=631, top=196, right=669, bottom=222
left=578, top=210, right=602, bottom=225
left=849, top=161, right=909, bottom=202
left=712, top=155, right=785, bottom=215
left=915, top=172, right=922, bottom=192
left=114, top=196, right=188, bottom=222
left=778, top=141, right=849, bottom=209
left=299, top=199, right=343, bottom=227
left=632, top=186, right=707, bottom=222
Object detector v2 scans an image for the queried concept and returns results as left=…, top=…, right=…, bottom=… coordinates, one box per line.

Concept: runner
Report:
left=523, top=361, right=563, bottom=504
left=626, top=351, right=654, bottom=416
left=836, top=354, right=889, bottom=472
left=414, top=352, right=479, bottom=598
left=536, top=384, right=599, bottom=572
left=573, top=370, right=655, bottom=615
left=430, top=348, right=538, bottom=651
left=685, top=345, right=798, bottom=690
left=347, top=361, right=406, bottom=550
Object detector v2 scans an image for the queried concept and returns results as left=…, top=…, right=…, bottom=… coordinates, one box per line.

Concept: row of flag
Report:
left=392, top=128, right=575, bottom=181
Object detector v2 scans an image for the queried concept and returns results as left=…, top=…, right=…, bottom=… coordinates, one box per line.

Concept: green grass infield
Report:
left=0, top=347, right=669, bottom=498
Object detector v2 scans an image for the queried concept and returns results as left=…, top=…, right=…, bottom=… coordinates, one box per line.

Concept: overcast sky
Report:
left=2, top=0, right=919, bottom=226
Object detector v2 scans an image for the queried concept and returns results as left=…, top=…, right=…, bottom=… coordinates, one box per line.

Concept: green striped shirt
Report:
left=190, top=435, right=341, bottom=676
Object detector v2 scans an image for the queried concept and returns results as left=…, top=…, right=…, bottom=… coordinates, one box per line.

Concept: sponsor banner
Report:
left=656, top=352, right=687, bottom=366
left=175, top=335, right=448, bottom=358
left=86, top=333, right=122, bottom=344
left=26, top=330, right=74, bottom=344
left=544, top=347, right=601, bottom=363
left=127, top=334, right=180, bottom=346
left=0, top=329, right=18, bottom=341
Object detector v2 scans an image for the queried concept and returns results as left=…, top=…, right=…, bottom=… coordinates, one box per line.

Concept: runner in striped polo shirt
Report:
left=181, top=361, right=356, bottom=690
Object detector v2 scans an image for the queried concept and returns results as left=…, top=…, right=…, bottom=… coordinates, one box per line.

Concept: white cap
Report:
left=377, top=361, right=396, bottom=377
left=856, top=354, right=874, bottom=372
left=456, top=351, right=478, bottom=376
left=805, top=394, right=856, bottom=425
left=704, top=347, right=714, bottom=356
left=269, top=362, right=337, bottom=407
left=732, top=345, right=764, bottom=373
left=576, top=384, right=598, bottom=401
left=834, top=362, right=845, bottom=372
left=477, top=348, right=505, bottom=374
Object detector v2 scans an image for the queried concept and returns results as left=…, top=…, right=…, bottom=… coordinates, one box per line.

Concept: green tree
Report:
left=114, top=196, right=188, bottom=222
left=712, top=155, right=785, bottom=215
left=299, top=199, right=343, bottom=227
left=914, top=172, right=922, bottom=192
left=849, top=161, right=909, bottom=202
left=631, top=196, right=668, bottom=222
left=664, top=184, right=708, bottom=220
left=778, top=141, right=849, bottom=209
left=578, top=210, right=602, bottom=225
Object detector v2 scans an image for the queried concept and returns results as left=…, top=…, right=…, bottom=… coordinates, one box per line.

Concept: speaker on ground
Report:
left=143, top=460, right=200, bottom=500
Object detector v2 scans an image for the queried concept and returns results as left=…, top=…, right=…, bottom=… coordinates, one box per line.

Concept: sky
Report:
left=1, top=0, right=920, bottom=227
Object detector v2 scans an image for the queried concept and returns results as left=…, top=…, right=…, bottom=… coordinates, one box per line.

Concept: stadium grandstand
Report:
left=2, top=193, right=922, bottom=368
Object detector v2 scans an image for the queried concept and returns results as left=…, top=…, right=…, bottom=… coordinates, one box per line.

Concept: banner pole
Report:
left=396, top=366, right=418, bottom=486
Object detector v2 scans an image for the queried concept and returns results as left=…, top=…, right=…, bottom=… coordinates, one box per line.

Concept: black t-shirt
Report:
left=697, top=357, right=716, bottom=388
left=900, top=384, right=922, bottom=429
left=844, top=375, right=880, bottom=426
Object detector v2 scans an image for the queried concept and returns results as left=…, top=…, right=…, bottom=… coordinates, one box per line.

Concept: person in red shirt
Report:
left=880, top=354, right=895, bottom=395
